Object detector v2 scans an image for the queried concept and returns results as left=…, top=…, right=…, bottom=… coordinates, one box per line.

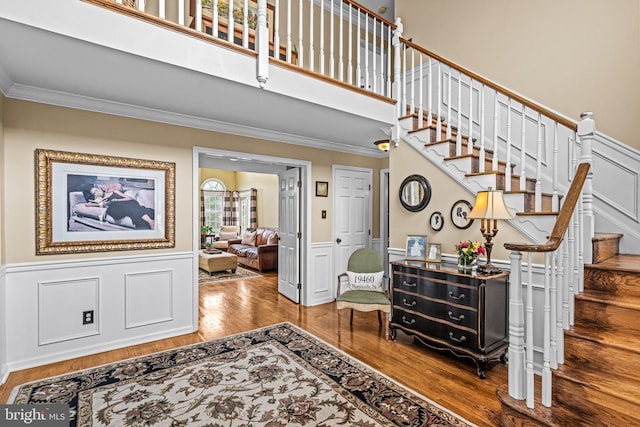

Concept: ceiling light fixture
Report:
left=374, top=139, right=391, bottom=152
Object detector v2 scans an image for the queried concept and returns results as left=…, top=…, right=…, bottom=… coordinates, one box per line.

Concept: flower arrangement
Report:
left=455, top=240, right=486, bottom=265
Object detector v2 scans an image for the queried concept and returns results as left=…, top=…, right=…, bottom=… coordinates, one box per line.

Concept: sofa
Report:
left=69, top=189, right=154, bottom=229
left=227, top=227, right=278, bottom=272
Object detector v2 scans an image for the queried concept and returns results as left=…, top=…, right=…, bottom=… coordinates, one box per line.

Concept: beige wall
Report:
left=199, top=169, right=237, bottom=191
left=235, top=172, right=279, bottom=228
left=0, top=92, right=4, bottom=265
left=396, top=0, right=640, bottom=151
left=1, top=98, right=383, bottom=264
left=390, top=142, right=530, bottom=262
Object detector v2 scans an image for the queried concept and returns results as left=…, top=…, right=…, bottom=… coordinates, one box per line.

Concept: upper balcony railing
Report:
left=103, top=0, right=396, bottom=97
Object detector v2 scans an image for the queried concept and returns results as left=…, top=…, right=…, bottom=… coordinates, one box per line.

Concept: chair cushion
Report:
left=347, top=248, right=384, bottom=273
left=336, top=290, right=390, bottom=313
left=241, top=230, right=257, bottom=246
left=346, top=271, right=384, bottom=291
left=219, top=231, right=237, bottom=241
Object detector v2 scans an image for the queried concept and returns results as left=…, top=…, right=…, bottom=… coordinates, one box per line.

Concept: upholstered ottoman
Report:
left=199, top=250, right=238, bottom=274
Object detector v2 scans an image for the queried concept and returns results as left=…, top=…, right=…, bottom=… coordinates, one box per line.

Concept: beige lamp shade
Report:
left=469, top=188, right=513, bottom=220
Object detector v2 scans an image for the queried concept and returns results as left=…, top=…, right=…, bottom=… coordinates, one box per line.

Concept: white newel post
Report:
left=508, top=250, right=526, bottom=400
left=256, top=0, right=269, bottom=88
left=392, top=18, right=403, bottom=143
left=577, top=112, right=595, bottom=264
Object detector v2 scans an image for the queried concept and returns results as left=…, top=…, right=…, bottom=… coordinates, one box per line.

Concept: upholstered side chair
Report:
left=336, top=248, right=390, bottom=340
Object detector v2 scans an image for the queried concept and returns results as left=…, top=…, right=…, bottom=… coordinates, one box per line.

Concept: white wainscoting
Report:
left=2, top=252, right=195, bottom=374
left=0, top=266, right=8, bottom=384
left=306, top=239, right=382, bottom=307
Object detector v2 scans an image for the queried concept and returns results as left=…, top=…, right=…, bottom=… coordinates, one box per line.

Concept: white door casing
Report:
left=333, top=166, right=372, bottom=280
left=278, top=167, right=301, bottom=303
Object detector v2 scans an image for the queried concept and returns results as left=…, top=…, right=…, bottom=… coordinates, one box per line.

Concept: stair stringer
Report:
left=399, top=117, right=555, bottom=244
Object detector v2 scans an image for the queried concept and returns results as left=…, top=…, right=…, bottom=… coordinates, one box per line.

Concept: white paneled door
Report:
left=333, top=166, right=372, bottom=279
left=278, top=167, right=301, bottom=303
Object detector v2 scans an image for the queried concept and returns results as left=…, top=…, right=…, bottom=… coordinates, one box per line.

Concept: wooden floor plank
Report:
left=0, top=272, right=506, bottom=425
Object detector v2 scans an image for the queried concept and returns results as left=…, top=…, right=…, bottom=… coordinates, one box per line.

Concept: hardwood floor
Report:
left=0, top=272, right=506, bottom=425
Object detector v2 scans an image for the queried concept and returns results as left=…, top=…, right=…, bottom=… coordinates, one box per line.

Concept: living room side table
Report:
left=390, top=260, right=509, bottom=378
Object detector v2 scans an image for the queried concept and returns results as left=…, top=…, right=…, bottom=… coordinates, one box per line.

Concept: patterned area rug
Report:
left=9, top=323, right=475, bottom=426
left=199, top=266, right=261, bottom=285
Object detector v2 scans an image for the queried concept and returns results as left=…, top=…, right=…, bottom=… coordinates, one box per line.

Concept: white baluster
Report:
left=330, top=0, right=334, bottom=79
left=567, top=209, right=576, bottom=326
left=348, top=4, right=352, bottom=85
left=212, top=0, right=219, bottom=37
left=456, top=71, right=462, bottom=155
left=309, top=0, right=314, bottom=72
left=479, top=84, right=485, bottom=173
left=356, top=8, right=361, bottom=88
left=178, top=0, right=185, bottom=26
left=392, top=18, right=403, bottom=143
left=159, top=0, right=165, bottom=19
left=116, top=0, right=123, bottom=4
left=520, top=105, right=527, bottom=191
left=505, top=99, right=512, bottom=191
left=562, top=232, right=571, bottom=329
left=467, top=78, right=473, bottom=155
left=446, top=67, right=451, bottom=140
left=542, top=252, right=552, bottom=407
left=410, top=49, right=415, bottom=114
left=418, top=54, right=423, bottom=128
left=386, top=26, right=392, bottom=97
left=227, top=0, right=233, bottom=42
left=427, top=58, right=432, bottom=142
left=492, top=94, right=499, bottom=172
left=578, top=112, right=595, bottom=264
left=274, top=0, right=280, bottom=59
left=319, top=0, right=324, bottom=74
left=372, top=17, right=377, bottom=93
left=243, top=0, right=250, bottom=48
left=508, top=250, right=526, bottom=400
left=195, top=0, right=203, bottom=32
left=364, top=14, right=369, bottom=90
left=138, top=0, right=145, bottom=11
left=286, top=0, right=291, bottom=62
left=534, top=114, right=542, bottom=211
left=298, top=0, right=303, bottom=67
left=526, top=252, right=535, bottom=409
left=401, top=39, right=406, bottom=114
left=552, top=122, right=559, bottom=211
left=436, top=62, right=442, bottom=140
left=379, top=21, right=385, bottom=95
left=339, top=0, right=344, bottom=81
left=551, top=248, right=559, bottom=369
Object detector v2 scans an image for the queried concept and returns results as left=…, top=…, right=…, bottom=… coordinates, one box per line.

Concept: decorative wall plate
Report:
left=450, top=200, right=474, bottom=229
left=429, top=211, right=444, bottom=231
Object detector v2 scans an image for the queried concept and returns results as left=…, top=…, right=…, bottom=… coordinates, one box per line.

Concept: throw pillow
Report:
left=346, top=271, right=384, bottom=291
left=219, top=231, right=237, bottom=241
left=267, top=232, right=278, bottom=245
left=241, top=230, right=257, bottom=246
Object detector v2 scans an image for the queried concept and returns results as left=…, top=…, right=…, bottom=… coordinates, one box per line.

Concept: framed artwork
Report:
left=426, top=243, right=442, bottom=263
left=451, top=199, right=474, bottom=230
left=35, top=149, right=175, bottom=255
left=316, top=181, right=328, bottom=197
left=405, top=235, right=427, bottom=261
left=429, top=211, right=444, bottom=231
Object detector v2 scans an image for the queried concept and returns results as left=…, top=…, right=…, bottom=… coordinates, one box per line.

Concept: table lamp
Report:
left=468, top=187, right=514, bottom=274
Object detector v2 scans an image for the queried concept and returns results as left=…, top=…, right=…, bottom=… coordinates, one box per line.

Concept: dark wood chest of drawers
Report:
left=390, top=261, right=508, bottom=378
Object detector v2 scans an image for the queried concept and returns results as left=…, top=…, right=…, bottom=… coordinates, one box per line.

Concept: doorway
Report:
left=193, top=147, right=310, bottom=311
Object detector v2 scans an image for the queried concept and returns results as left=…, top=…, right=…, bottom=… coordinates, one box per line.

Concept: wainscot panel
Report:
left=3, top=252, right=194, bottom=373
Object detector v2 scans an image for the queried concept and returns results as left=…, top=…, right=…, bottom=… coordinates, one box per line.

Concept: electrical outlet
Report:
left=83, top=310, right=94, bottom=325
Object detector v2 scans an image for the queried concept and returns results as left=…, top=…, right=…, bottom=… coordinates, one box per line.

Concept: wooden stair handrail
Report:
left=504, top=163, right=590, bottom=253
left=399, top=37, right=577, bottom=132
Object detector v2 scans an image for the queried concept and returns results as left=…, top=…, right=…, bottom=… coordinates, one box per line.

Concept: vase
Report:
left=458, top=256, right=477, bottom=273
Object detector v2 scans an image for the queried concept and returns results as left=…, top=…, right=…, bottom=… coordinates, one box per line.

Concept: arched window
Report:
left=201, top=179, right=225, bottom=233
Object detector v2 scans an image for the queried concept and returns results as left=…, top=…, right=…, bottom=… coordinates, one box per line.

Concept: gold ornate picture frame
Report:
left=35, top=149, right=175, bottom=255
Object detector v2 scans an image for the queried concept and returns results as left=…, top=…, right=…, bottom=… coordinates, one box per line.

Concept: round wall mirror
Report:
left=399, top=175, right=431, bottom=212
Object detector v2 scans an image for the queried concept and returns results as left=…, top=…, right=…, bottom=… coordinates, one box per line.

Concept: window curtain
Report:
left=231, top=191, right=240, bottom=226
left=249, top=188, right=258, bottom=229
left=200, top=190, right=206, bottom=228
left=222, top=190, right=235, bottom=226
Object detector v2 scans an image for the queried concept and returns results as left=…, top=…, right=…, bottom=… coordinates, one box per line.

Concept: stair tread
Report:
left=555, top=362, right=640, bottom=406
left=577, top=289, right=640, bottom=310
left=593, top=232, right=624, bottom=242
left=497, top=382, right=640, bottom=426
left=566, top=323, right=640, bottom=355
left=586, top=254, right=640, bottom=274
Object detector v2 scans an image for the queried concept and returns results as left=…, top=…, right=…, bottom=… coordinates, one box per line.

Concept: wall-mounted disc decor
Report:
left=450, top=200, right=474, bottom=229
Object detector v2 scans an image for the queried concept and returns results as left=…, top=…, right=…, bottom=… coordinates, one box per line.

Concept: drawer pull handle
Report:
left=448, top=291, right=465, bottom=301
left=402, top=280, right=417, bottom=287
left=449, top=332, right=466, bottom=343
left=402, top=299, right=416, bottom=307
left=448, top=311, right=465, bottom=322
left=401, top=316, right=416, bottom=325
